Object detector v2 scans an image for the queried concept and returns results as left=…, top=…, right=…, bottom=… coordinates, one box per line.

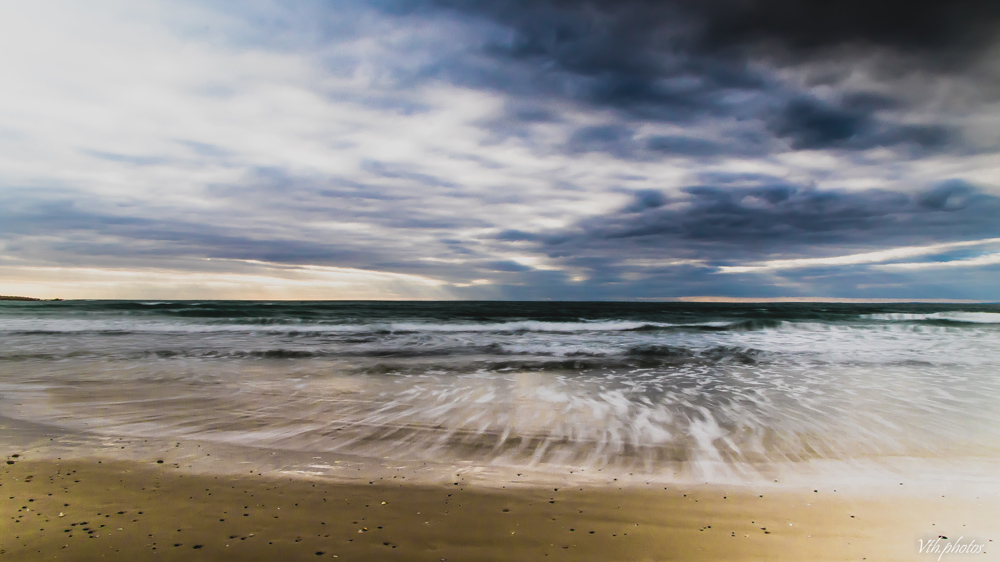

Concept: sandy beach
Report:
left=3, top=445, right=998, bottom=561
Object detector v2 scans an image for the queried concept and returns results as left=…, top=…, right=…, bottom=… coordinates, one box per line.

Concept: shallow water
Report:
left=2, top=301, right=999, bottom=482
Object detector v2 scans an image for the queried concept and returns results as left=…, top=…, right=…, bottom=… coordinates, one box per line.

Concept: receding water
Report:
left=2, top=301, right=999, bottom=480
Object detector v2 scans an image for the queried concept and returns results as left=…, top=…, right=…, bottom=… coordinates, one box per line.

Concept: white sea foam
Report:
left=863, top=311, right=1000, bottom=323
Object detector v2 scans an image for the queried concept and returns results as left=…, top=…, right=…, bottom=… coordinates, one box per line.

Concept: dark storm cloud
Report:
left=694, top=0, right=1000, bottom=57
left=189, top=0, right=994, bottom=164
left=558, top=97, right=952, bottom=159
left=387, top=0, right=998, bottom=155
left=565, top=124, right=637, bottom=157
left=770, top=96, right=952, bottom=150
left=644, top=135, right=734, bottom=158
left=623, top=189, right=668, bottom=212
left=419, top=0, right=1000, bottom=64
left=495, top=179, right=1000, bottom=259
left=425, top=0, right=773, bottom=123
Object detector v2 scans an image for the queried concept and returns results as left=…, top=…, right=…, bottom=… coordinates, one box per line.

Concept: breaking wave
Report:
left=863, top=311, right=1000, bottom=324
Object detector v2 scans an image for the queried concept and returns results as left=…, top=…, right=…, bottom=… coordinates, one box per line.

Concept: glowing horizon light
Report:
left=0, top=261, right=452, bottom=301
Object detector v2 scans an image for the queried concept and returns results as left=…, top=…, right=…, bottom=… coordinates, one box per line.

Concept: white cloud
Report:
left=623, top=258, right=709, bottom=268
left=877, top=252, right=1000, bottom=270
left=718, top=238, right=1000, bottom=273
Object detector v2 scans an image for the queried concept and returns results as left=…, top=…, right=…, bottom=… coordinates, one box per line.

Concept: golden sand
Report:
left=2, top=455, right=997, bottom=561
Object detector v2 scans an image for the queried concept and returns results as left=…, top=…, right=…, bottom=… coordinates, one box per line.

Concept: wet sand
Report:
left=2, top=453, right=997, bottom=561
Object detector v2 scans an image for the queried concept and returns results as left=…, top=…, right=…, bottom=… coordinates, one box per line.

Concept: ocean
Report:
left=2, top=300, right=999, bottom=484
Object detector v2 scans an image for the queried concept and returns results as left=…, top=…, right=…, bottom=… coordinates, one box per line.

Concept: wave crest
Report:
left=863, top=312, right=1000, bottom=324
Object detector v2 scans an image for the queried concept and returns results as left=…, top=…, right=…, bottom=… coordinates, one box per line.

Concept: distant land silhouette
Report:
left=0, top=295, right=62, bottom=301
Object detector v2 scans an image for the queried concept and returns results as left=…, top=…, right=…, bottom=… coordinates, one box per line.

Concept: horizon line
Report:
left=3, top=295, right=997, bottom=304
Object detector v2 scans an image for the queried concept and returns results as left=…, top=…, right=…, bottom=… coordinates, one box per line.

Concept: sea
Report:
left=2, top=300, right=999, bottom=487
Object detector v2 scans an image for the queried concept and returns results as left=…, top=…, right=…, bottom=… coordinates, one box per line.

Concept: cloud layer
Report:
left=1, top=0, right=998, bottom=300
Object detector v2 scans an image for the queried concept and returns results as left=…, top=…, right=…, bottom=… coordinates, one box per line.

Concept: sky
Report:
left=1, top=0, right=999, bottom=301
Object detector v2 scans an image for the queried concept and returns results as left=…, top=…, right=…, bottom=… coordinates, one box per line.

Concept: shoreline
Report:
left=2, top=416, right=998, bottom=561
left=3, top=455, right=997, bottom=561
left=3, top=412, right=999, bottom=497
